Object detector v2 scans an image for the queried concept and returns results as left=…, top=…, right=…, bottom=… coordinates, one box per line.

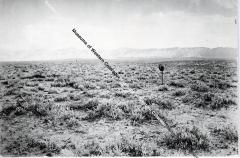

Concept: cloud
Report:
left=0, top=0, right=237, bottom=60
left=44, top=0, right=57, bottom=14
left=113, top=0, right=237, bottom=17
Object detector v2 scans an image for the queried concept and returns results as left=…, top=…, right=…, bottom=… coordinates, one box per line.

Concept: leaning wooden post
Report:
left=158, top=64, right=164, bottom=85
left=72, top=28, right=120, bottom=78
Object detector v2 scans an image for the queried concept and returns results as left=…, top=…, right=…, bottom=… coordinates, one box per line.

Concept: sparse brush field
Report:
left=0, top=59, right=238, bottom=156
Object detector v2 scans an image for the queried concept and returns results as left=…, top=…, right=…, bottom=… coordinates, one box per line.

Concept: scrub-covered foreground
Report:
left=0, top=59, right=238, bottom=156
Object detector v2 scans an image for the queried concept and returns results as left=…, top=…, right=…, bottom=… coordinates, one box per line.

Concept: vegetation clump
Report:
left=208, top=79, right=232, bottom=90
left=4, top=134, right=60, bottom=156
left=168, top=80, right=185, bottom=88
left=83, top=103, right=125, bottom=121
left=190, top=82, right=209, bottom=92
left=0, top=102, right=17, bottom=116
left=211, top=126, right=238, bottom=143
left=172, top=90, right=186, bottom=97
left=0, top=60, right=237, bottom=156
left=195, top=93, right=236, bottom=110
left=161, top=126, right=209, bottom=152
left=1, top=96, right=53, bottom=117
left=144, top=97, right=174, bottom=110
left=130, top=105, right=155, bottom=124
left=54, top=96, right=69, bottom=102
left=69, top=100, right=99, bottom=111
left=158, top=85, right=168, bottom=91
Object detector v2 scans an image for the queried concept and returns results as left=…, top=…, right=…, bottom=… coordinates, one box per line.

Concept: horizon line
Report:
left=0, top=56, right=237, bottom=63
left=0, top=46, right=237, bottom=52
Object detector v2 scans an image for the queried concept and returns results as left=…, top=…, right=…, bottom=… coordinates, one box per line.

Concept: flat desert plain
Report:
left=0, top=59, right=238, bottom=156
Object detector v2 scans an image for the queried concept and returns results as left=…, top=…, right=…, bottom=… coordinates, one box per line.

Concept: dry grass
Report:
left=211, top=125, right=238, bottom=143
left=0, top=59, right=238, bottom=156
left=144, top=97, right=175, bottom=110
left=83, top=102, right=125, bottom=121
left=161, top=126, right=210, bottom=152
left=3, top=134, right=60, bottom=156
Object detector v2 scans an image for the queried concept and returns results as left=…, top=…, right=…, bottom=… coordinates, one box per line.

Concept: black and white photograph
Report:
left=0, top=0, right=238, bottom=157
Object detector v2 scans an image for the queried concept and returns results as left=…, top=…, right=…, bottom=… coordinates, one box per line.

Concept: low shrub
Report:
left=83, top=91, right=95, bottom=98
left=190, top=82, right=209, bottom=92
left=216, top=80, right=232, bottom=90
left=110, top=83, right=121, bottom=88
left=69, top=100, right=98, bottom=111
left=48, top=89, right=59, bottom=94
left=118, top=137, right=143, bottom=156
left=118, top=102, right=134, bottom=115
left=144, top=98, right=155, bottom=106
left=210, top=97, right=236, bottom=110
left=80, top=141, right=102, bottom=156
left=129, top=104, right=165, bottom=124
left=68, top=94, right=82, bottom=101
left=54, top=96, right=69, bottom=102
left=27, top=100, right=52, bottom=117
left=155, top=99, right=174, bottom=110
left=189, top=70, right=195, bottom=74
left=202, top=92, right=215, bottom=102
left=168, top=80, right=185, bottom=88
left=4, top=87, right=20, bottom=96
left=45, top=77, right=54, bottom=82
left=195, top=93, right=236, bottom=110
left=4, top=134, right=60, bottom=156
left=129, top=83, right=142, bottom=89
left=198, top=74, right=207, bottom=82
left=21, top=72, right=46, bottom=80
left=1, top=96, right=53, bottom=117
left=25, top=82, right=39, bottom=87
left=130, top=112, right=145, bottom=125
left=82, top=100, right=99, bottom=111
left=172, top=90, right=186, bottom=97
left=0, top=102, right=17, bottom=116
left=84, top=83, right=96, bottom=90
left=14, top=106, right=28, bottom=116
left=161, top=126, right=209, bottom=152
left=67, top=81, right=84, bottom=90
left=66, top=117, right=79, bottom=128
left=158, top=85, right=168, bottom=91
left=51, top=82, right=66, bottom=87
left=51, top=78, right=83, bottom=89
left=115, top=92, right=130, bottom=98
left=144, top=98, right=174, bottom=110
left=78, top=136, right=160, bottom=156
left=38, top=85, right=45, bottom=91
left=211, top=126, right=238, bottom=143
left=83, top=103, right=125, bottom=121
left=0, top=75, right=5, bottom=80
left=131, top=106, right=155, bottom=124
left=182, top=96, right=192, bottom=104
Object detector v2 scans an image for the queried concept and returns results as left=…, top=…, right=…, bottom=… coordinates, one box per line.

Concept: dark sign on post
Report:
left=158, top=64, right=165, bottom=85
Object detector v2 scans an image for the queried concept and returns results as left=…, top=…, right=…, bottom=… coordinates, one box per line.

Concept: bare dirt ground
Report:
left=0, top=59, right=238, bottom=156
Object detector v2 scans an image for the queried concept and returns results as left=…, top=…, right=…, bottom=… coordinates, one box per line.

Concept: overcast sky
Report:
left=0, top=0, right=238, bottom=60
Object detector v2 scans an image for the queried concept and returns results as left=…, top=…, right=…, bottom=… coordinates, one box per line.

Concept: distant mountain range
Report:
left=107, top=47, right=237, bottom=60
left=0, top=47, right=237, bottom=61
